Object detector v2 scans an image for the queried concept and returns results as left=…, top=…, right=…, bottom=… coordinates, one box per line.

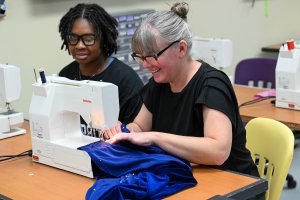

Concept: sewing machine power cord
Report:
left=239, top=96, right=276, bottom=108
left=0, top=149, right=32, bottom=162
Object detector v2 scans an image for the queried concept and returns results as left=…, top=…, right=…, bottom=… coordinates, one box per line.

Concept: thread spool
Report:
left=39, top=68, right=47, bottom=84
left=0, top=1, right=6, bottom=15
left=287, top=39, right=295, bottom=50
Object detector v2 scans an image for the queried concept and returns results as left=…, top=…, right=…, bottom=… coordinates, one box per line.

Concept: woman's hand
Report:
left=106, top=131, right=154, bottom=146
left=103, top=121, right=122, bottom=140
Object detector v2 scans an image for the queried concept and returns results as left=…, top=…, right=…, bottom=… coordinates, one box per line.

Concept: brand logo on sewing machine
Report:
left=83, top=99, right=92, bottom=103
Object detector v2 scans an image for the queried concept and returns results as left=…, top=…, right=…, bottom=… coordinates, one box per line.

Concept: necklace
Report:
left=77, top=57, right=113, bottom=81
left=78, top=70, right=97, bottom=81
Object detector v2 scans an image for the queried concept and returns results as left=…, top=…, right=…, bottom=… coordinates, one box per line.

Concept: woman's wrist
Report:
left=126, top=123, right=140, bottom=132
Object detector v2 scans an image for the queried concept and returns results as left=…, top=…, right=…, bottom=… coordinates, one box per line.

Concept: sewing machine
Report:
left=276, top=40, right=300, bottom=110
left=29, top=75, right=119, bottom=178
left=190, top=37, right=233, bottom=70
left=0, top=64, right=26, bottom=139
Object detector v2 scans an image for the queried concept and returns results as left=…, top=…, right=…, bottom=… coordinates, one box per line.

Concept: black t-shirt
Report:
left=141, top=62, right=258, bottom=175
left=59, top=57, right=143, bottom=137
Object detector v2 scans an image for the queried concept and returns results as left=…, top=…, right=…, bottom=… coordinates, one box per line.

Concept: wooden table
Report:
left=261, top=41, right=300, bottom=53
left=0, top=122, right=266, bottom=200
left=234, top=85, right=300, bottom=131
left=261, top=43, right=281, bottom=53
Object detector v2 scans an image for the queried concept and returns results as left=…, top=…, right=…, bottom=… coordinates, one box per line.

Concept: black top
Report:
left=59, top=57, right=144, bottom=137
left=141, top=62, right=258, bottom=175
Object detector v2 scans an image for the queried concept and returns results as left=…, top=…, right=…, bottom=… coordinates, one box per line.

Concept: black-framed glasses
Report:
left=131, top=40, right=180, bottom=66
left=67, top=34, right=96, bottom=46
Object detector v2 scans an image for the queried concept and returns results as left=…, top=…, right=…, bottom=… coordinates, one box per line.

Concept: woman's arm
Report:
left=107, top=106, right=232, bottom=165
left=104, top=104, right=152, bottom=138
left=151, top=106, right=232, bottom=165
left=127, top=104, right=152, bottom=132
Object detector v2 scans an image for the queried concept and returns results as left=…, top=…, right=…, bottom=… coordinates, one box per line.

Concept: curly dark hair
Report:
left=59, top=3, right=118, bottom=57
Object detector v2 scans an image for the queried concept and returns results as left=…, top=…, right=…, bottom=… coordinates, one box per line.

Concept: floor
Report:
left=281, top=139, right=300, bottom=200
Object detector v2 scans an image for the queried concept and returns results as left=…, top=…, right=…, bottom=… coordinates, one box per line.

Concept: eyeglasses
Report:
left=67, top=34, right=96, bottom=46
left=131, top=40, right=180, bottom=66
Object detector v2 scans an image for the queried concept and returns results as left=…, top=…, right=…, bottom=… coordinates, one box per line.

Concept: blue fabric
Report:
left=79, top=142, right=197, bottom=200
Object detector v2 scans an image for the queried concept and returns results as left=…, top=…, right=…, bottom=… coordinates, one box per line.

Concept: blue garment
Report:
left=79, top=142, right=197, bottom=200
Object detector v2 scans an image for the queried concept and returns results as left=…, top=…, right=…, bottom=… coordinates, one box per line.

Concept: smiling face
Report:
left=67, top=18, right=103, bottom=68
left=139, top=39, right=182, bottom=84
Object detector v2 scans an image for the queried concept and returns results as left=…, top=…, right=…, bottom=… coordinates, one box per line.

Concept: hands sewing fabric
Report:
left=103, top=121, right=122, bottom=139
left=104, top=121, right=154, bottom=146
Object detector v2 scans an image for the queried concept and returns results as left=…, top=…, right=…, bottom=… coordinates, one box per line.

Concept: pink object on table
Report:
left=253, top=89, right=276, bottom=99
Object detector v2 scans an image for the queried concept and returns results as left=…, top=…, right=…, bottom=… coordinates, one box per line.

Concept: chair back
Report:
left=245, top=117, right=294, bottom=200
left=234, top=58, right=277, bottom=88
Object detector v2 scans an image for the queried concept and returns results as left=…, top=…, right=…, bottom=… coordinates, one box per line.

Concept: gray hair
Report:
left=132, top=2, right=193, bottom=55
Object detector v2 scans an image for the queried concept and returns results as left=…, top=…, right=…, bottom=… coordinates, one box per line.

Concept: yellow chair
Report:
left=245, top=117, right=294, bottom=200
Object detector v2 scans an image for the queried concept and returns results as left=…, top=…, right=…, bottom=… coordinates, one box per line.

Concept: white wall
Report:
left=1, top=0, right=299, bottom=118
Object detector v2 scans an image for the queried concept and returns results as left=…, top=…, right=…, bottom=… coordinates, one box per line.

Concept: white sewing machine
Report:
left=276, top=40, right=300, bottom=110
left=29, top=75, right=119, bottom=178
left=190, top=37, right=233, bottom=70
left=0, top=64, right=26, bottom=139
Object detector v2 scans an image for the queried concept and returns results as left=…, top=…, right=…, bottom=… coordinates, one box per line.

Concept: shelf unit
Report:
left=112, top=10, right=154, bottom=84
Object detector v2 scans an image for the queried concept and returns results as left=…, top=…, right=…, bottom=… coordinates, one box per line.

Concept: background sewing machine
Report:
left=0, top=64, right=26, bottom=139
left=276, top=40, right=300, bottom=110
left=29, top=75, right=119, bottom=178
left=190, top=37, right=233, bottom=70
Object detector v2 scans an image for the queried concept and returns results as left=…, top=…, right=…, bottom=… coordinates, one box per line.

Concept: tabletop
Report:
left=0, top=118, right=267, bottom=200
left=234, top=85, right=300, bottom=131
